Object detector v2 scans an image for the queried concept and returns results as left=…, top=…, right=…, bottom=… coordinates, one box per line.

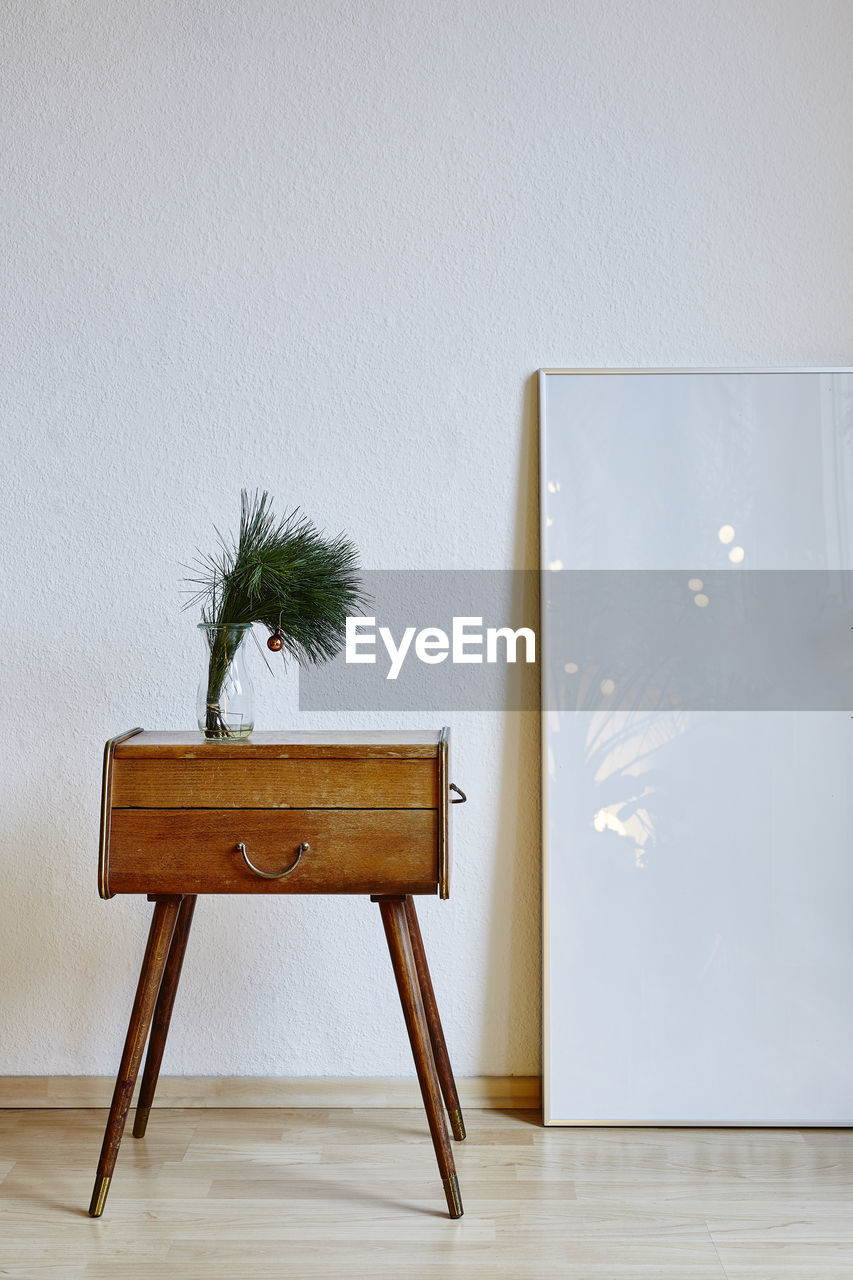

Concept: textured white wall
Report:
left=0, top=0, right=850, bottom=1077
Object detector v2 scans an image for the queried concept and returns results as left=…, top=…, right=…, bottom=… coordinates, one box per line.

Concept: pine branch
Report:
left=185, top=490, right=366, bottom=668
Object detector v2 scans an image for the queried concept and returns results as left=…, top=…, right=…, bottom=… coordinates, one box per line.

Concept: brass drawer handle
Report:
left=450, top=783, right=467, bottom=804
left=236, top=840, right=309, bottom=880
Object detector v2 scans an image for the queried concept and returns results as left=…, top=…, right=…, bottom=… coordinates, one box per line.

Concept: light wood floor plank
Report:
left=1, top=1109, right=852, bottom=1279
left=713, top=1240, right=853, bottom=1276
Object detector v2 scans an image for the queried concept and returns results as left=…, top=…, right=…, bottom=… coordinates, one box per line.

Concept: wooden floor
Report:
left=1, top=1109, right=853, bottom=1278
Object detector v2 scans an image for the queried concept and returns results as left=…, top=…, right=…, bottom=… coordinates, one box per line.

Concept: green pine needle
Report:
left=185, top=490, right=366, bottom=667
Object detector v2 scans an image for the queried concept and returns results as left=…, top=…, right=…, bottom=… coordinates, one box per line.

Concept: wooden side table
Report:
left=89, top=727, right=467, bottom=1219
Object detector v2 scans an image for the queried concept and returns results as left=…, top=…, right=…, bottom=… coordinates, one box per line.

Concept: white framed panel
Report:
left=540, top=368, right=853, bottom=1125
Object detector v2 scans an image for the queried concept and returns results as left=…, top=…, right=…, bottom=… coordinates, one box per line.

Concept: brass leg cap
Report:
left=443, top=1172, right=463, bottom=1219
left=449, top=1107, right=466, bottom=1141
left=132, top=1106, right=150, bottom=1139
left=88, top=1175, right=111, bottom=1218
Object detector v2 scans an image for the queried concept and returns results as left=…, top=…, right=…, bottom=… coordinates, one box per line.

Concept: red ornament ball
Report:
left=267, top=630, right=284, bottom=652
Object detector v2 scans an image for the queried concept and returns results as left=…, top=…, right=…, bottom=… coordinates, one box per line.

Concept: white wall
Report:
left=0, top=0, right=850, bottom=1077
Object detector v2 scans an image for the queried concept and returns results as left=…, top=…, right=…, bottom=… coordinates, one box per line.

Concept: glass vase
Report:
left=197, top=622, right=254, bottom=740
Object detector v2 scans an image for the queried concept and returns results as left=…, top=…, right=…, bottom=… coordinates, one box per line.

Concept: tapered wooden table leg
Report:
left=404, top=895, right=466, bottom=1141
left=376, top=895, right=463, bottom=1219
left=88, top=896, right=182, bottom=1217
left=133, top=895, right=197, bottom=1139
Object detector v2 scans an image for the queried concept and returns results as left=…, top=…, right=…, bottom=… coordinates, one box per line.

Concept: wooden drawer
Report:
left=99, top=729, right=454, bottom=900
left=106, top=808, right=438, bottom=896
left=111, top=758, right=437, bottom=809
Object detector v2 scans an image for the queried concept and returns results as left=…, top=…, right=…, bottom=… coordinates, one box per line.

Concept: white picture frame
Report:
left=540, top=367, right=853, bottom=1126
